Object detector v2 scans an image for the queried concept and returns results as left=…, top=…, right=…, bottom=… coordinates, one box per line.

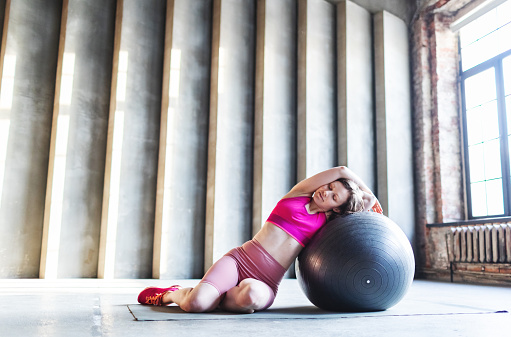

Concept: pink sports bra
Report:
left=266, top=196, right=327, bottom=247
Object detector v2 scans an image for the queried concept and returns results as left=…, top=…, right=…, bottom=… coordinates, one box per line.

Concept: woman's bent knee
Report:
left=236, top=279, right=272, bottom=310
left=180, top=284, right=223, bottom=313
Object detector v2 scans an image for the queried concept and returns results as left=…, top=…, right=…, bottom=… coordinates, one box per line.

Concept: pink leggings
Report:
left=199, top=238, right=287, bottom=310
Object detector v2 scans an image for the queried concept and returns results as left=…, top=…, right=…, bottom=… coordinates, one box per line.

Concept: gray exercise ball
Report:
left=296, top=212, right=415, bottom=312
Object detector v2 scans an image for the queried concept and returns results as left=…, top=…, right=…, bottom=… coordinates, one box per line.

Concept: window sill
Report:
left=426, top=216, right=511, bottom=227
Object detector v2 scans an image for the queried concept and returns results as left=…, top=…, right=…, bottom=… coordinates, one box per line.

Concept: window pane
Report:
left=507, top=95, right=511, bottom=135
left=497, top=23, right=511, bottom=55
left=470, top=181, right=487, bottom=217
left=504, top=56, right=511, bottom=96
left=460, top=1, right=511, bottom=219
left=461, top=33, right=500, bottom=71
left=497, top=1, right=511, bottom=27
left=469, top=143, right=485, bottom=182
left=481, top=100, right=500, bottom=140
left=467, top=100, right=499, bottom=145
left=484, top=139, right=502, bottom=180
left=459, top=9, right=497, bottom=48
left=464, top=68, right=496, bottom=109
left=466, top=107, right=484, bottom=145
left=486, top=179, right=505, bottom=215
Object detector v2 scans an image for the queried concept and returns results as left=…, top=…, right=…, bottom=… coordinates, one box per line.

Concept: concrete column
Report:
left=97, top=0, right=124, bottom=280
left=0, top=0, right=61, bottom=278
left=336, top=0, right=375, bottom=191
left=41, top=0, right=116, bottom=278
left=297, top=0, right=337, bottom=181
left=374, top=11, right=415, bottom=242
left=205, top=0, right=256, bottom=271
left=98, top=0, right=165, bottom=279
left=252, top=0, right=297, bottom=234
left=153, top=0, right=212, bottom=279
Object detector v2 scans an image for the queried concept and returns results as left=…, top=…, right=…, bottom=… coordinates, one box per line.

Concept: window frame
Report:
left=460, top=47, right=511, bottom=219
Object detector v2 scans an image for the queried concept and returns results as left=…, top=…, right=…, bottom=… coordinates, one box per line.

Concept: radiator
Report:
left=448, top=224, right=511, bottom=263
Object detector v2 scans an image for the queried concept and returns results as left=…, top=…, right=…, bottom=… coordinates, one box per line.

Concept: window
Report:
left=460, top=0, right=511, bottom=218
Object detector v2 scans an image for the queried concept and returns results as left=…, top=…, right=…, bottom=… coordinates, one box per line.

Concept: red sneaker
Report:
left=137, top=285, right=182, bottom=306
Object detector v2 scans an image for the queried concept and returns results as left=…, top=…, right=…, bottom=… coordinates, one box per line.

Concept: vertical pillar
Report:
left=0, top=0, right=61, bottom=278
left=97, top=0, right=124, bottom=280
left=374, top=11, right=415, bottom=242
left=153, top=0, right=212, bottom=279
left=252, top=0, right=297, bottom=233
left=297, top=0, right=337, bottom=181
left=40, top=0, right=69, bottom=279
left=429, top=14, right=464, bottom=222
left=336, top=0, right=375, bottom=191
left=97, top=0, right=165, bottom=279
left=41, top=0, right=116, bottom=278
left=411, top=14, right=435, bottom=269
left=205, top=0, right=256, bottom=271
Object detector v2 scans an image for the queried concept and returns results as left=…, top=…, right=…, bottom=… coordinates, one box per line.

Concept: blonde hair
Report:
left=329, top=178, right=364, bottom=219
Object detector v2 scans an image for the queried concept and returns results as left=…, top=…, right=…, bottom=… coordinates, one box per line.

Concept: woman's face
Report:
left=313, top=181, right=350, bottom=212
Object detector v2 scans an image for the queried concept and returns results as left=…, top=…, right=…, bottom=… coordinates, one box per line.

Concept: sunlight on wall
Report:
left=116, top=51, right=128, bottom=102
left=60, top=53, right=75, bottom=105
left=218, top=47, right=225, bottom=94
left=45, top=52, right=75, bottom=278
left=103, top=110, right=125, bottom=278
left=0, top=54, right=16, bottom=210
left=45, top=114, right=71, bottom=278
left=160, top=107, right=174, bottom=275
left=102, top=50, right=128, bottom=279
left=169, top=49, right=181, bottom=98
left=160, top=48, right=181, bottom=275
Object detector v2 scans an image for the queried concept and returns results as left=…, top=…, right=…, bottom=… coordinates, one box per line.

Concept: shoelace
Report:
left=145, top=294, right=163, bottom=306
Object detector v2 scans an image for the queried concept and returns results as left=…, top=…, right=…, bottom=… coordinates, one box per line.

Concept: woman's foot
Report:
left=137, top=285, right=182, bottom=306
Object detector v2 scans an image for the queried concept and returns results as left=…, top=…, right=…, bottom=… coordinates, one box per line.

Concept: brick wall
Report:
left=412, top=0, right=466, bottom=279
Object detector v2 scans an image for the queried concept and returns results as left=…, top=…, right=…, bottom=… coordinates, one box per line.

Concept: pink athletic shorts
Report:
left=199, top=238, right=287, bottom=310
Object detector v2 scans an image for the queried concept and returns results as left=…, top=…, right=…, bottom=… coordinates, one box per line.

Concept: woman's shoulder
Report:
left=281, top=190, right=313, bottom=200
left=280, top=195, right=310, bottom=202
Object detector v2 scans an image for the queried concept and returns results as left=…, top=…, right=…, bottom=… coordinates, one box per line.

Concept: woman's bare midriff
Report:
left=253, top=222, right=304, bottom=270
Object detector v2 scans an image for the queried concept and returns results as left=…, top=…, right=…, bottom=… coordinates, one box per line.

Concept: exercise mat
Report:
left=127, top=299, right=507, bottom=321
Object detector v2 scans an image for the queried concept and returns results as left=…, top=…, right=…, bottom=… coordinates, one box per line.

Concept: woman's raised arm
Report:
left=285, top=166, right=382, bottom=213
left=285, top=166, right=373, bottom=197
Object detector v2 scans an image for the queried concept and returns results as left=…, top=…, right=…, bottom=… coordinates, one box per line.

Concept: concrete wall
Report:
left=374, top=11, right=415, bottom=243
left=331, top=0, right=417, bottom=24
left=0, top=0, right=417, bottom=279
left=253, top=0, right=297, bottom=233
left=53, top=0, right=116, bottom=278
left=153, top=0, right=211, bottom=279
left=0, top=0, right=61, bottom=278
left=106, top=0, right=165, bottom=279
left=297, top=0, right=337, bottom=180
left=337, top=0, right=375, bottom=191
left=205, top=0, right=256, bottom=270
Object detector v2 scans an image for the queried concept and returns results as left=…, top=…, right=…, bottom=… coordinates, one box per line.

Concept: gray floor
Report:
left=0, top=278, right=510, bottom=337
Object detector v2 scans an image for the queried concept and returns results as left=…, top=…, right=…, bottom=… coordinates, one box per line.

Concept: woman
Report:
left=138, top=166, right=382, bottom=313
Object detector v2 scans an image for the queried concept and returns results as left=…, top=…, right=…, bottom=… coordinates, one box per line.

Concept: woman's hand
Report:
left=362, top=191, right=377, bottom=212
left=371, top=200, right=383, bottom=214
left=362, top=192, right=384, bottom=214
